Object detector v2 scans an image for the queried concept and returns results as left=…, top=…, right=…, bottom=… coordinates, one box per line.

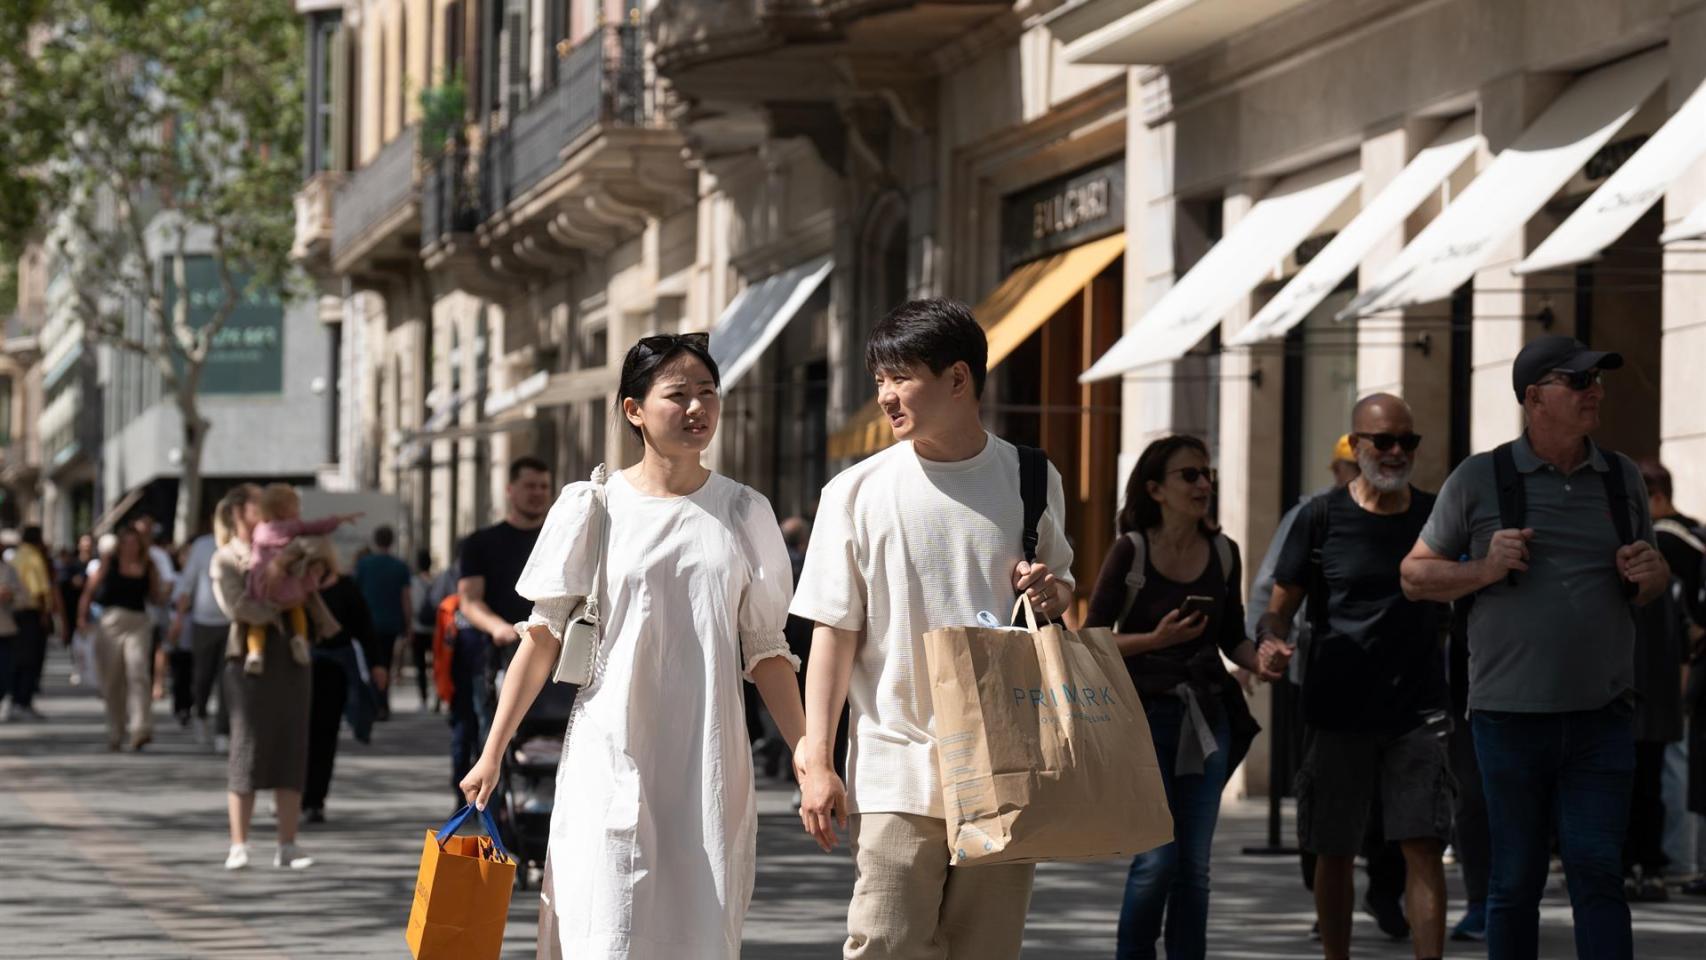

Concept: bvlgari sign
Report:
left=1002, top=157, right=1125, bottom=271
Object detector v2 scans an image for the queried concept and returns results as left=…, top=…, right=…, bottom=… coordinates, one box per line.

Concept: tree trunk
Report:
left=175, top=393, right=211, bottom=544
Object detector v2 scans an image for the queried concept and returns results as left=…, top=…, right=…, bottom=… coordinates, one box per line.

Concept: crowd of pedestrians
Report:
left=0, top=487, right=457, bottom=875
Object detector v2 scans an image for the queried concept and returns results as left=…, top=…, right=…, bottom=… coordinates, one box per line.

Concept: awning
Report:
left=1080, top=158, right=1362, bottom=382
left=1662, top=201, right=1706, bottom=243
left=709, top=255, right=833, bottom=390
left=482, top=370, right=550, bottom=417
left=1515, top=74, right=1706, bottom=273
left=527, top=368, right=620, bottom=409
left=1230, top=118, right=1480, bottom=346
left=827, top=232, right=1126, bottom=460
left=1342, top=49, right=1668, bottom=317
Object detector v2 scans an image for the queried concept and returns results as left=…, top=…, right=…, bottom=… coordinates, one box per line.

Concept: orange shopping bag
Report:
left=406, top=804, right=517, bottom=960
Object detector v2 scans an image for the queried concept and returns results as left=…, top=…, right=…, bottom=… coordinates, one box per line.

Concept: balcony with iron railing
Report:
left=331, top=125, right=421, bottom=278
left=421, top=146, right=480, bottom=252
left=651, top=0, right=1012, bottom=102
left=477, top=23, right=692, bottom=271
left=291, top=171, right=343, bottom=277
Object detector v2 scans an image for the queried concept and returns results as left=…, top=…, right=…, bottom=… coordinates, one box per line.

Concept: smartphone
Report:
left=1179, top=595, right=1215, bottom=619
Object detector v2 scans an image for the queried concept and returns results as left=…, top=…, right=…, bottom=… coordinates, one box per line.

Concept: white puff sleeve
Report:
left=514, top=481, right=602, bottom=640
left=731, top=485, right=799, bottom=681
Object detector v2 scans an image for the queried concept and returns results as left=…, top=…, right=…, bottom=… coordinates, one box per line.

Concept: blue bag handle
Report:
left=435, top=803, right=514, bottom=864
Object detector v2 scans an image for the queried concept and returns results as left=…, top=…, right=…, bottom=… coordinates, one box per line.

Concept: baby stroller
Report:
left=499, top=681, right=576, bottom=888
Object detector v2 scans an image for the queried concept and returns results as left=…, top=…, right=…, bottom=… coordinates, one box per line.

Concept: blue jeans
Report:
left=1117, top=695, right=1232, bottom=960
left=448, top=628, right=494, bottom=799
left=1473, top=701, right=1635, bottom=960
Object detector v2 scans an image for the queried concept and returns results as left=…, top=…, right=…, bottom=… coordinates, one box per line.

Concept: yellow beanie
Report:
left=1334, top=434, right=1356, bottom=463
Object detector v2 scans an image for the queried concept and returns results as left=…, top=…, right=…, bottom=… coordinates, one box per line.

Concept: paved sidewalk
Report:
left=2, top=647, right=1702, bottom=958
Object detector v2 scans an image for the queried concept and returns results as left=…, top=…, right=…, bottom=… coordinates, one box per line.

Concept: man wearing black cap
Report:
left=1400, top=335, right=1670, bottom=960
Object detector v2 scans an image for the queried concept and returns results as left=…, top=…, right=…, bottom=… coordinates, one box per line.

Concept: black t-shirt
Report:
left=1274, top=485, right=1448, bottom=731
left=459, top=521, right=542, bottom=627
left=1084, top=530, right=1246, bottom=706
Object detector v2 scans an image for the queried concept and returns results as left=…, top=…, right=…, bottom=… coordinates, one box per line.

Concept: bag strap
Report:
left=1118, top=530, right=1147, bottom=625
left=1213, top=533, right=1233, bottom=586
left=1305, top=493, right=1333, bottom=641
left=1491, top=442, right=1524, bottom=588
left=1598, top=451, right=1634, bottom=548
left=583, top=464, right=611, bottom=623
left=1015, top=444, right=1048, bottom=563
left=436, top=803, right=514, bottom=863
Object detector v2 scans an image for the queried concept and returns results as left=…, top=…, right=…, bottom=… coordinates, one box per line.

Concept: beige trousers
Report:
left=97, top=607, right=154, bottom=747
left=845, top=813, right=1035, bottom=960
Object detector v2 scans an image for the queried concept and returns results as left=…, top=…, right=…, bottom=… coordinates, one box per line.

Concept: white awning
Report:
left=1342, top=49, right=1668, bottom=318
left=1661, top=201, right=1706, bottom=243
left=1516, top=74, right=1706, bottom=273
left=709, top=256, right=833, bottom=390
left=1230, top=117, right=1480, bottom=346
left=482, top=370, right=550, bottom=417
left=1080, top=158, right=1362, bottom=382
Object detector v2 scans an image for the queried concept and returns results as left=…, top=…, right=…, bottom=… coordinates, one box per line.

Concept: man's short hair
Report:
left=1639, top=459, right=1673, bottom=500
left=509, top=456, right=550, bottom=484
left=373, top=525, right=396, bottom=550
left=864, top=299, right=988, bottom=398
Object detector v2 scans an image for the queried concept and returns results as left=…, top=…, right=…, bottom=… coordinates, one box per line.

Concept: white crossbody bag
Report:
left=552, top=464, right=610, bottom=686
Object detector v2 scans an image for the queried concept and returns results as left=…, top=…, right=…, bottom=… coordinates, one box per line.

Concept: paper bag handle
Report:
left=436, top=804, right=514, bottom=863
left=1009, top=594, right=1056, bottom=633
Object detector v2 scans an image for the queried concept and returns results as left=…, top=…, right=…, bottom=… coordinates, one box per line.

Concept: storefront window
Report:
left=1297, top=290, right=1357, bottom=495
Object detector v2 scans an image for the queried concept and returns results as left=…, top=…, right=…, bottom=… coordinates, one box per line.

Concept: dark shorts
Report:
left=1296, top=718, right=1456, bottom=857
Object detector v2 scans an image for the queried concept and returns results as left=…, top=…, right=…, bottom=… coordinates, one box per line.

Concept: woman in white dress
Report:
left=460, top=332, right=808, bottom=960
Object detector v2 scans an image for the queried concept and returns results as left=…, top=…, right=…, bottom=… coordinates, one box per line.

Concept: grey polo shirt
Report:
left=1419, top=434, right=1654, bottom=714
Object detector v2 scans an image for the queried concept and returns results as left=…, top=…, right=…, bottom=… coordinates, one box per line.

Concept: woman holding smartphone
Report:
left=457, top=332, right=807, bottom=960
left=1085, top=434, right=1275, bottom=960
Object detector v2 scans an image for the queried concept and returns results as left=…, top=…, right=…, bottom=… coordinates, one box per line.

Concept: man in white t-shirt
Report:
left=791, top=298, right=1075, bottom=959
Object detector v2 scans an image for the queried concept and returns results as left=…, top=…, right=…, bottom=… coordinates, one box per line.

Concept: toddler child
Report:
left=245, top=483, right=359, bottom=675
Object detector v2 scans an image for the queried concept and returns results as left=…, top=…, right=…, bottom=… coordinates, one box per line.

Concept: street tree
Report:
left=0, top=0, right=302, bottom=540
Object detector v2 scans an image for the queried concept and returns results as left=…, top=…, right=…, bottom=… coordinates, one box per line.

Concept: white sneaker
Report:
left=289, top=634, right=312, bottom=666
left=243, top=650, right=264, bottom=675
left=212, top=734, right=230, bottom=754
left=0, top=702, right=12, bottom=723
left=274, top=843, right=314, bottom=870
left=225, top=843, right=251, bottom=870
left=192, top=716, right=211, bottom=746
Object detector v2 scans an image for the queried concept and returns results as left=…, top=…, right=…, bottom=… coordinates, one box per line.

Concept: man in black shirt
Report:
left=1257, top=394, right=1452, bottom=960
left=449, top=455, right=553, bottom=798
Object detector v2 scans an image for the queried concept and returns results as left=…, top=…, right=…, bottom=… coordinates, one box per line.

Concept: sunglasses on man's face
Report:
left=1353, top=432, right=1423, bottom=453
left=635, top=331, right=710, bottom=356
left=1539, top=368, right=1603, bottom=391
left=1169, top=467, right=1217, bottom=485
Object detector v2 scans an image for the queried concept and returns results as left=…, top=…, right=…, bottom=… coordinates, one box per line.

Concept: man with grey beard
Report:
left=1256, top=393, right=1453, bottom=960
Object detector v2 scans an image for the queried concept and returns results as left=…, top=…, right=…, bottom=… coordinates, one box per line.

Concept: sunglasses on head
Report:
left=1539, top=368, right=1602, bottom=391
left=1353, top=432, right=1423, bottom=453
left=635, top=331, right=710, bottom=356
left=1169, top=467, right=1217, bottom=485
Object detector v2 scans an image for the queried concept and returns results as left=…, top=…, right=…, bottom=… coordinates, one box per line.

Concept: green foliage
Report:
left=418, top=74, right=468, bottom=158
left=0, top=0, right=303, bottom=304
left=0, top=0, right=303, bottom=537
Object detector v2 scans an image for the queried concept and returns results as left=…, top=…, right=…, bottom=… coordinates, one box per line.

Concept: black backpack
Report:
left=1015, top=444, right=1050, bottom=625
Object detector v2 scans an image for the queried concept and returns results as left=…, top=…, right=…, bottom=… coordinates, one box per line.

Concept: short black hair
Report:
left=1639, top=459, right=1673, bottom=500
left=509, top=455, right=550, bottom=483
left=372, top=525, right=395, bottom=549
left=414, top=547, right=432, bottom=573
left=21, top=525, right=43, bottom=547
left=864, top=299, right=987, bottom=398
left=615, top=333, right=722, bottom=439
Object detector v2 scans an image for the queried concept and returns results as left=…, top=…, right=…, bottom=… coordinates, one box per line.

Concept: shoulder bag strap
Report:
left=1118, top=530, right=1147, bottom=625
left=1491, top=442, right=1524, bottom=587
left=1015, top=444, right=1048, bottom=564
left=584, top=464, right=611, bottom=624
left=1598, top=451, right=1634, bottom=548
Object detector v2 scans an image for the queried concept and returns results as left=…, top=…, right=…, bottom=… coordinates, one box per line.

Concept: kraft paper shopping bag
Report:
left=406, top=804, right=517, bottom=959
left=924, top=597, right=1173, bottom=866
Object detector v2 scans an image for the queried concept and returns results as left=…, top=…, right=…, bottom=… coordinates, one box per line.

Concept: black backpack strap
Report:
left=1599, top=451, right=1634, bottom=548
left=1491, top=442, right=1524, bottom=587
left=1016, top=444, right=1048, bottom=564
left=1305, top=492, right=1333, bottom=641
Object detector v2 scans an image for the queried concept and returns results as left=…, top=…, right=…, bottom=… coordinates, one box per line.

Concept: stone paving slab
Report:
left=2, top=647, right=1702, bottom=958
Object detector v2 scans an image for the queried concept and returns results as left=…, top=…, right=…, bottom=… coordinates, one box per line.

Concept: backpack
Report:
left=1014, top=444, right=1050, bottom=625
